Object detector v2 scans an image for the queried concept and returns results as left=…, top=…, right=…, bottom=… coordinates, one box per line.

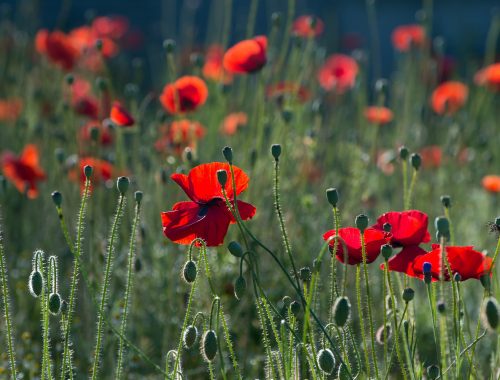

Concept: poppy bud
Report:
left=190, top=52, right=204, bottom=68
left=163, top=39, right=176, bottom=53
left=271, top=12, right=282, bottom=27
left=201, top=330, right=218, bottom=362
left=227, top=241, right=243, bottom=257
left=434, top=216, right=449, bottom=235
left=299, top=267, right=312, bottom=282
left=55, top=148, right=65, bottom=164
left=317, top=348, right=335, bottom=374
left=326, top=188, right=339, bottom=207
left=410, top=153, right=421, bottom=170
left=95, top=38, right=103, bottom=51
left=117, top=176, right=130, bottom=195
left=381, top=244, right=393, bottom=260
left=134, top=191, right=143, bottom=204
left=495, top=217, right=500, bottom=228
left=222, top=146, right=233, bottom=164
left=403, top=319, right=410, bottom=338
left=29, top=270, right=43, bottom=298
left=423, top=261, right=432, bottom=274
left=51, top=191, right=62, bottom=207
left=375, top=78, right=388, bottom=95
left=216, top=169, right=227, bottom=187
left=96, top=77, right=107, bottom=92
left=440, top=195, right=451, bottom=208
left=271, top=144, right=281, bottom=160
left=402, top=287, right=415, bottom=303
left=355, top=214, right=369, bottom=232
left=65, top=73, right=74, bottom=85
left=482, top=297, right=499, bottom=331
left=183, top=325, right=198, bottom=349
left=437, top=300, right=446, bottom=314
left=376, top=324, right=392, bottom=345
left=383, top=223, right=392, bottom=232
left=182, top=260, right=197, bottom=284
left=399, top=146, right=409, bottom=160
left=89, top=126, right=100, bottom=142
left=427, top=365, right=440, bottom=379
left=453, top=272, right=461, bottom=282
left=290, top=301, right=301, bottom=317
left=281, top=109, right=293, bottom=124
left=84, top=165, right=93, bottom=178
left=49, top=293, right=62, bottom=315
left=333, top=296, right=350, bottom=327
left=234, top=276, right=246, bottom=300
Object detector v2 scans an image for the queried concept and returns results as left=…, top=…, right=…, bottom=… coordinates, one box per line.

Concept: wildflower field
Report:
left=0, top=1, right=500, bottom=379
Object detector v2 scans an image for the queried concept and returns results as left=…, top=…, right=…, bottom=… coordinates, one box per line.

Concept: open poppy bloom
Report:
left=79, top=120, right=114, bottom=146
left=159, top=76, right=208, bottom=114
left=203, top=45, right=232, bottom=83
left=420, top=146, right=443, bottom=169
left=266, top=82, right=311, bottom=103
left=430, top=81, right=468, bottom=115
left=364, top=106, right=393, bottom=125
left=292, top=15, right=324, bottom=38
left=223, top=36, right=267, bottom=74
left=318, top=54, right=358, bottom=94
left=110, top=102, right=134, bottom=127
left=161, top=163, right=256, bottom=246
left=380, top=245, right=427, bottom=276
left=70, top=157, right=114, bottom=191
left=482, top=175, right=500, bottom=193
left=1, top=144, right=46, bottom=199
left=155, top=119, right=206, bottom=155
left=412, top=245, right=492, bottom=281
left=372, top=210, right=430, bottom=247
left=221, top=112, right=247, bottom=135
left=391, top=24, right=425, bottom=52
left=35, top=29, right=80, bottom=71
left=322, top=227, right=388, bottom=265
left=474, top=63, right=500, bottom=91
left=91, top=16, right=129, bottom=40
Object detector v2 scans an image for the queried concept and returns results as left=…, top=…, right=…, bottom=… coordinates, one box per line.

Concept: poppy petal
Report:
left=229, top=200, right=257, bottom=224
left=110, top=102, right=135, bottom=127
left=380, top=245, right=427, bottom=277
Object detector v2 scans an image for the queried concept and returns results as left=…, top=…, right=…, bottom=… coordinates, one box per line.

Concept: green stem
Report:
left=406, top=169, right=418, bottom=210
left=356, top=264, right=371, bottom=377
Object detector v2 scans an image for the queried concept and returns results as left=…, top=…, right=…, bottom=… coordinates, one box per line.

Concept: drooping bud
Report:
left=427, top=365, right=440, bottom=379
left=410, top=153, right=421, bottom=170
left=402, top=287, right=415, bottom=303
left=381, top=244, right=393, bottom=261
left=182, top=260, right=197, bottom=284
left=355, top=214, right=369, bottom=232
left=222, top=146, right=233, bottom=164
left=333, top=296, right=350, bottom=327
left=317, top=348, right=335, bottom=374
left=234, top=276, right=246, bottom=300
left=482, top=297, right=499, bottom=331
left=227, top=241, right=243, bottom=258
left=49, top=293, right=62, bottom=315
left=271, top=144, right=281, bottom=160
left=326, top=188, right=339, bottom=207
left=217, top=169, right=227, bottom=187
left=51, top=191, right=63, bottom=207
left=201, top=330, right=218, bottom=362
left=183, top=325, right=198, bottom=349
left=282, top=296, right=292, bottom=308
left=117, top=176, right=130, bottom=195
left=29, top=270, right=43, bottom=298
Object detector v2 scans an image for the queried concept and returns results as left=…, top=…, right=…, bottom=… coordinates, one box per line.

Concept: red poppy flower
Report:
left=0, top=98, right=23, bottom=122
left=318, top=54, right=358, bottom=94
left=412, top=245, right=492, bottom=281
left=159, top=76, right=208, bottom=114
left=322, top=227, right=388, bottom=265
left=474, top=63, right=500, bottom=91
left=37, top=30, right=80, bottom=71
left=203, top=45, right=233, bottom=83
left=380, top=245, right=427, bottom=277
left=482, top=175, right=500, bottom=193
left=266, top=82, right=311, bottom=103
left=430, top=81, right=468, bottom=115
left=391, top=24, right=425, bottom=52
left=110, top=102, right=134, bottom=127
left=420, top=146, right=443, bottom=169
left=161, top=163, right=256, bottom=246
left=71, top=157, right=114, bottom=191
left=221, top=112, right=247, bottom=136
left=79, top=120, right=114, bottom=146
left=376, top=150, right=396, bottom=175
left=1, top=144, right=46, bottom=199
left=91, top=16, right=129, bottom=40
left=292, top=15, right=324, bottom=38
left=364, top=106, right=393, bottom=125
left=35, top=29, right=49, bottom=54
left=223, top=36, right=267, bottom=74
left=372, top=210, right=430, bottom=247
left=155, top=119, right=206, bottom=155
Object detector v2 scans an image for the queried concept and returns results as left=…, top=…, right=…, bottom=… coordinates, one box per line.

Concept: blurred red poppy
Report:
left=391, top=24, right=425, bottom=52
left=482, top=175, right=500, bottom=193
left=159, top=76, right=208, bottom=114
left=430, top=81, right=468, bottom=115
left=110, top=101, right=134, bottom=127
left=292, top=15, right=324, bottom=38
left=203, top=45, right=232, bottom=83
left=412, top=245, right=492, bottom=281
left=380, top=245, right=427, bottom=277
left=1, top=144, right=46, bottom=199
left=36, top=30, right=80, bottom=70
left=0, top=98, right=23, bottom=122
left=221, top=112, right=248, bottom=135
left=223, top=36, right=267, bottom=74
left=266, top=82, right=311, bottom=103
left=364, top=106, right=393, bottom=125
left=161, top=163, right=256, bottom=246
left=420, top=146, right=442, bottom=169
left=71, top=157, right=114, bottom=190
left=318, top=54, right=358, bottom=94
left=79, top=120, right=114, bottom=146
left=474, top=63, right=500, bottom=91
left=372, top=210, right=431, bottom=247
left=91, top=16, right=129, bottom=40
left=155, top=119, right=206, bottom=155
left=70, top=77, right=100, bottom=119
left=323, top=227, right=388, bottom=265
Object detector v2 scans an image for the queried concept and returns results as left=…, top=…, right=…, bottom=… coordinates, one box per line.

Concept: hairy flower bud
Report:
left=201, top=330, right=218, bottom=362
left=227, top=241, right=243, bottom=257
left=317, top=348, right=335, bottom=374
left=217, top=169, right=227, bottom=187
left=482, top=297, right=499, bottom=331
left=49, top=293, right=62, bottom=315
left=117, top=176, right=130, bottom=195
left=51, top=191, right=63, bottom=207
left=234, top=276, right=246, bottom=300
left=326, top=188, right=339, bottom=207
left=271, top=144, right=282, bottom=160
left=355, top=214, right=369, bottom=232
left=29, top=271, right=43, bottom=298
left=333, top=296, right=350, bottom=327
left=222, top=146, right=233, bottom=164
left=183, top=325, right=198, bottom=349
left=182, top=260, right=197, bottom=284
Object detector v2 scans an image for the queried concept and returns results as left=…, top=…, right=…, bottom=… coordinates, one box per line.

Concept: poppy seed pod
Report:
left=381, top=244, right=393, bottom=260
left=29, top=270, right=44, bottom=298
left=453, top=272, right=461, bottom=282
left=299, top=267, right=312, bottom=282
left=435, top=216, right=450, bottom=235
left=427, top=365, right=440, bottom=379
left=222, top=146, right=233, bottom=164
left=227, top=241, right=243, bottom=257
left=217, top=169, right=228, bottom=187
left=51, top=191, right=62, bottom=207
left=183, top=325, right=198, bottom=349
left=84, top=165, right=93, bottom=178
left=333, top=296, right=350, bottom=327
left=402, top=287, right=415, bottom=303
left=355, top=214, right=369, bottom=232
left=317, top=348, right=335, bottom=374
left=201, top=330, right=218, bottom=362
left=271, top=144, right=281, bottom=160
left=482, top=297, right=499, bottom=331
left=117, top=176, right=130, bottom=195
left=134, top=191, right=143, bottom=204
left=399, top=146, right=409, bottom=160
left=326, top=188, right=339, bottom=207
left=440, top=195, right=451, bottom=208
left=234, top=276, right=246, bottom=300
left=410, top=153, right=421, bottom=170
left=182, top=260, right=197, bottom=284
left=49, top=293, right=62, bottom=315
left=162, top=39, right=176, bottom=53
